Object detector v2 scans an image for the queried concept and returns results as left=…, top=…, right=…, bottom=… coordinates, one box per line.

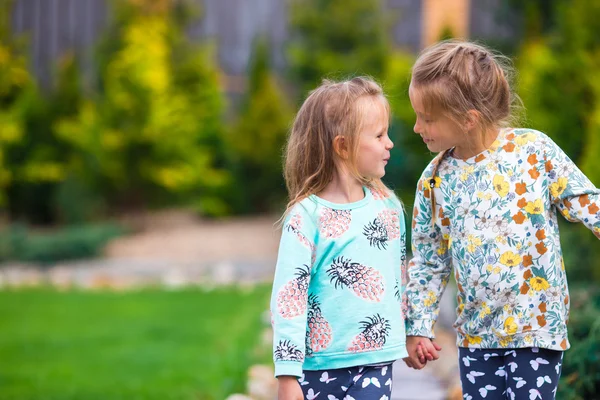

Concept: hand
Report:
left=403, top=336, right=427, bottom=369
left=417, top=338, right=442, bottom=364
left=278, top=375, right=304, bottom=400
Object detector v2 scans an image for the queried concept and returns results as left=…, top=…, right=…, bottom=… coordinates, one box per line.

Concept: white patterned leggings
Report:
left=458, top=347, right=563, bottom=400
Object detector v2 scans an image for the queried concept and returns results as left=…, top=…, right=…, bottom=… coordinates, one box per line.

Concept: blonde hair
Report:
left=411, top=40, right=521, bottom=133
left=283, top=76, right=391, bottom=214
left=411, top=40, right=522, bottom=226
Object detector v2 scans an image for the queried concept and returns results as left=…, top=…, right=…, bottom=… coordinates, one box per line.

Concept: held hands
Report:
left=277, top=375, right=304, bottom=400
left=402, top=336, right=442, bottom=370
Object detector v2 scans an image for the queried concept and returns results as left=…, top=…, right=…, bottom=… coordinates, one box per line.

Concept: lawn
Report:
left=0, top=285, right=272, bottom=400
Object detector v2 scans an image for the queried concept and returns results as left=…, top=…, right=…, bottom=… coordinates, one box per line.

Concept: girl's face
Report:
left=355, top=97, right=394, bottom=179
left=409, top=85, right=465, bottom=153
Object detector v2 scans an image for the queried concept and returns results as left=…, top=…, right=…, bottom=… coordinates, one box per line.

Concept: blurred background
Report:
left=0, top=0, right=598, bottom=399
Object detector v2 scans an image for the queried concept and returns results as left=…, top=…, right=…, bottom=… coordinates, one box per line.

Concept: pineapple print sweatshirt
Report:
left=406, top=128, right=600, bottom=351
left=270, top=186, right=409, bottom=378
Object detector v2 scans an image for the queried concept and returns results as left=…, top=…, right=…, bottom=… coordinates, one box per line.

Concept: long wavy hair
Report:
left=283, top=76, right=392, bottom=214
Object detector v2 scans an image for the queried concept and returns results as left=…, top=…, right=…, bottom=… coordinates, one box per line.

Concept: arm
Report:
left=270, top=206, right=316, bottom=378
left=545, top=138, right=600, bottom=237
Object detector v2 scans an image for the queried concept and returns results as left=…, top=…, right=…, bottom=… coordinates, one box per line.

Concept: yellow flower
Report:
left=525, top=199, right=544, bottom=214
left=458, top=303, right=465, bottom=314
left=486, top=264, right=493, bottom=273
left=500, top=251, right=522, bottom=267
left=515, top=132, right=536, bottom=145
left=467, top=235, right=482, bottom=253
left=530, top=277, right=550, bottom=291
left=499, top=336, right=513, bottom=347
left=479, top=302, right=491, bottom=318
left=493, top=266, right=501, bottom=274
left=504, top=316, right=518, bottom=335
left=550, top=177, right=568, bottom=198
left=493, top=175, right=509, bottom=197
left=477, top=191, right=485, bottom=200
left=423, top=291, right=437, bottom=307
left=467, top=335, right=482, bottom=345
left=524, top=334, right=533, bottom=344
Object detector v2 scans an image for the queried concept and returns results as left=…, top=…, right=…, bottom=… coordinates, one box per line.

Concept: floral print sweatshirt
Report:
left=270, top=186, right=408, bottom=378
left=406, top=128, right=600, bottom=351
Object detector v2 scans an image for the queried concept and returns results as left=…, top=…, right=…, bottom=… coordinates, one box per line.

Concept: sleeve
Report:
left=544, top=137, right=600, bottom=239
left=269, top=204, right=317, bottom=377
left=405, top=170, right=453, bottom=338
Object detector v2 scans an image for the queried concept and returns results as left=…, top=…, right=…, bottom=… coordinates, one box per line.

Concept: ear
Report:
left=333, top=135, right=349, bottom=159
left=464, top=110, right=480, bottom=131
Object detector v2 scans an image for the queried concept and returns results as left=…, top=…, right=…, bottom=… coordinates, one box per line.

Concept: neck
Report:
left=318, top=165, right=365, bottom=204
left=453, top=126, right=499, bottom=160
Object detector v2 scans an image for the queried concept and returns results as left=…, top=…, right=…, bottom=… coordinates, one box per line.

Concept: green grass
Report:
left=0, top=285, right=271, bottom=400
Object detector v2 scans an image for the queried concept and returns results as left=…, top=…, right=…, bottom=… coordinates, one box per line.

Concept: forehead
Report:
left=408, top=84, right=426, bottom=112
left=357, top=95, right=388, bottom=121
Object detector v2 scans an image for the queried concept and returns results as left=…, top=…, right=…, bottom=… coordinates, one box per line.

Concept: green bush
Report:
left=558, top=287, right=600, bottom=400
left=0, top=223, right=126, bottom=264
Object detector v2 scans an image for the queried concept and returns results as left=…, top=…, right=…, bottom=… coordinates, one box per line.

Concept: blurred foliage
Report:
left=287, top=0, right=389, bottom=96
left=558, top=287, right=600, bottom=400
left=516, top=0, right=600, bottom=282
left=0, top=223, right=125, bottom=264
left=225, top=39, right=293, bottom=213
left=56, top=0, right=230, bottom=217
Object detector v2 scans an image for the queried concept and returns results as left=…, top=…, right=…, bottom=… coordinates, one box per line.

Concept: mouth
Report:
left=422, top=137, right=433, bottom=144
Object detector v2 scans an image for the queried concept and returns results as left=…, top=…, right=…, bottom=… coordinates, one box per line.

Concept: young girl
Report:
left=403, top=40, right=600, bottom=399
left=270, top=77, right=413, bottom=400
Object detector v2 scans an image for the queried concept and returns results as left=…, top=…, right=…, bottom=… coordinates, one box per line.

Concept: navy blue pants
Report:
left=458, top=347, right=563, bottom=400
left=298, top=364, right=393, bottom=399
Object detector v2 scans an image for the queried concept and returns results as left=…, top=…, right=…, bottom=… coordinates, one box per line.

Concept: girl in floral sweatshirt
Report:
left=404, top=40, right=600, bottom=399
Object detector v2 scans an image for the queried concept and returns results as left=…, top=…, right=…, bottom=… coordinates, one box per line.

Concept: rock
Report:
left=247, top=364, right=277, bottom=400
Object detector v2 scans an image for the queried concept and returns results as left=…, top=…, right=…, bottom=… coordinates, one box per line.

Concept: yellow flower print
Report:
left=479, top=302, right=491, bottom=318
left=466, top=334, right=482, bottom=345
left=504, top=316, right=518, bottom=335
left=525, top=199, right=544, bottom=214
left=493, top=175, right=509, bottom=197
left=515, top=132, right=536, bottom=145
left=423, top=291, right=437, bottom=307
left=550, top=177, right=568, bottom=198
left=500, top=251, right=522, bottom=267
left=530, top=277, right=550, bottom=291
left=467, top=235, right=482, bottom=253
left=499, top=336, right=513, bottom=347
left=424, top=176, right=442, bottom=190
left=524, top=334, right=533, bottom=344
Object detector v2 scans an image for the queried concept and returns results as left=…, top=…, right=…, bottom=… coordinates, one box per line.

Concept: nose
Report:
left=385, top=136, right=394, bottom=150
left=413, top=118, right=422, bottom=135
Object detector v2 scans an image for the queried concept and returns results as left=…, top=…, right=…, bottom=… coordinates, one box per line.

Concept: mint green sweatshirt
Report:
left=270, top=186, right=409, bottom=377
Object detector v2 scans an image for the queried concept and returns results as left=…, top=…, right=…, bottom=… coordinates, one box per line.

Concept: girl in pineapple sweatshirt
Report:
left=270, top=77, right=416, bottom=399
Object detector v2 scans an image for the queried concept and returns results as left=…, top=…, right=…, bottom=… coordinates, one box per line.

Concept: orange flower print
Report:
left=517, top=198, right=528, bottom=209
left=520, top=281, right=530, bottom=295
left=475, top=154, right=486, bottom=163
left=560, top=339, right=568, bottom=350
left=545, top=160, right=553, bottom=172
left=536, top=229, right=546, bottom=240
left=528, top=167, right=540, bottom=180
left=589, top=203, right=600, bottom=214
left=578, top=195, right=590, bottom=207
left=515, top=182, right=527, bottom=195
left=539, top=302, right=547, bottom=313
left=523, top=269, right=533, bottom=279
left=442, top=218, right=450, bottom=226
left=506, top=132, right=515, bottom=140
left=527, top=153, right=538, bottom=165
left=512, top=211, right=526, bottom=224
left=503, top=142, right=515, bottom=152
left=424, top=189, right=430, bottom=199
left=523, top=255, right=533, bottom=267
left=536, top=314, right=547, bottom=327
left=413, top=208, right=419, bottom=217
left=535, top=242, right=547, bottom=255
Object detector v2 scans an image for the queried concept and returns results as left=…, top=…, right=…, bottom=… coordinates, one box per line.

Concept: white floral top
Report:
left=406, top=128, right=600, bottom=351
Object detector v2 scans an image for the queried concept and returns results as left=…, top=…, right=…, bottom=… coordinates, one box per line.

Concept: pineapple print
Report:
left=274, top=340, right=304, bottom=362
left=305, top=294, right=332, bottom=357
left=276, top=265, right=310, bottom=319
left=286, top=213, right=317, bottom=266
left=319, top=208, right=352, bottom=238
left=348, top=314, right=390, bottom=353
left=363, top=209, right=400, bottom=250
left=327, top=256, right=385, bottom=302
